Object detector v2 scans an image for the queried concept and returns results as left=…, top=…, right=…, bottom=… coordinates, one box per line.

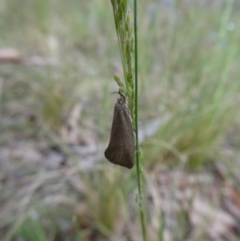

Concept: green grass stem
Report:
left=134, top=1, right=147, bottom=241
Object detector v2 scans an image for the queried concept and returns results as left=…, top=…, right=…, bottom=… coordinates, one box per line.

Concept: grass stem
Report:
left=134, top=0, right=147, bottom=240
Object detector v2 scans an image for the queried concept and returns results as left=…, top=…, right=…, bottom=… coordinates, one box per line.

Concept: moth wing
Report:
left=105, top=103, right=135, bottom=169
left=105, top=144, right=134, bottom=169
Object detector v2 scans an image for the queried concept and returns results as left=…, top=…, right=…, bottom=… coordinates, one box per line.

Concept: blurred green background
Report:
left=1, top=0, right=240, bottom=240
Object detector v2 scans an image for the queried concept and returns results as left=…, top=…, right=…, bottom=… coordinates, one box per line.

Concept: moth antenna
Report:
left=110, top=91, right=118, bottom=95
left=110, top=90, right=127, bottom=103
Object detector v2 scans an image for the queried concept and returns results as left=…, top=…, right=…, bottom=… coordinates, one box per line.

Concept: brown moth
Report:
left=104, top=91, right=135, bottom=169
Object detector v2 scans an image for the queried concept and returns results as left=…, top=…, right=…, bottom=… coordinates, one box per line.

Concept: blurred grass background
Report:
left=1, top=0, right=240, bottom=240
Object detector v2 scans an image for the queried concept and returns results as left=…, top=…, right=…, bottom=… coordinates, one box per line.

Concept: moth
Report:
left=104, top=91, right=135, bottom=169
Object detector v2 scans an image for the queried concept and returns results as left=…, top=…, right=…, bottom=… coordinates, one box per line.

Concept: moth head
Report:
left=117, top=91, right=127, bottom=105
left=111, top=90, right=127, bottom=106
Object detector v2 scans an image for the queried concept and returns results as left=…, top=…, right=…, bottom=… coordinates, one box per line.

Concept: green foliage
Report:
left=14, top=219, right=48, bottom=241
left=36, top=73, right=78, bottom=133
left=81, top=169, right=129, bottom=238
left=142, top=0, right=240, bottom=169
left=110, top=0, right=135, bottom=115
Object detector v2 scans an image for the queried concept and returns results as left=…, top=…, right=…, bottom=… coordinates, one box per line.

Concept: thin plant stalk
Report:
left=110, top=0, right=147, bottom=239
left=134, top=1, right=147, bottom=241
